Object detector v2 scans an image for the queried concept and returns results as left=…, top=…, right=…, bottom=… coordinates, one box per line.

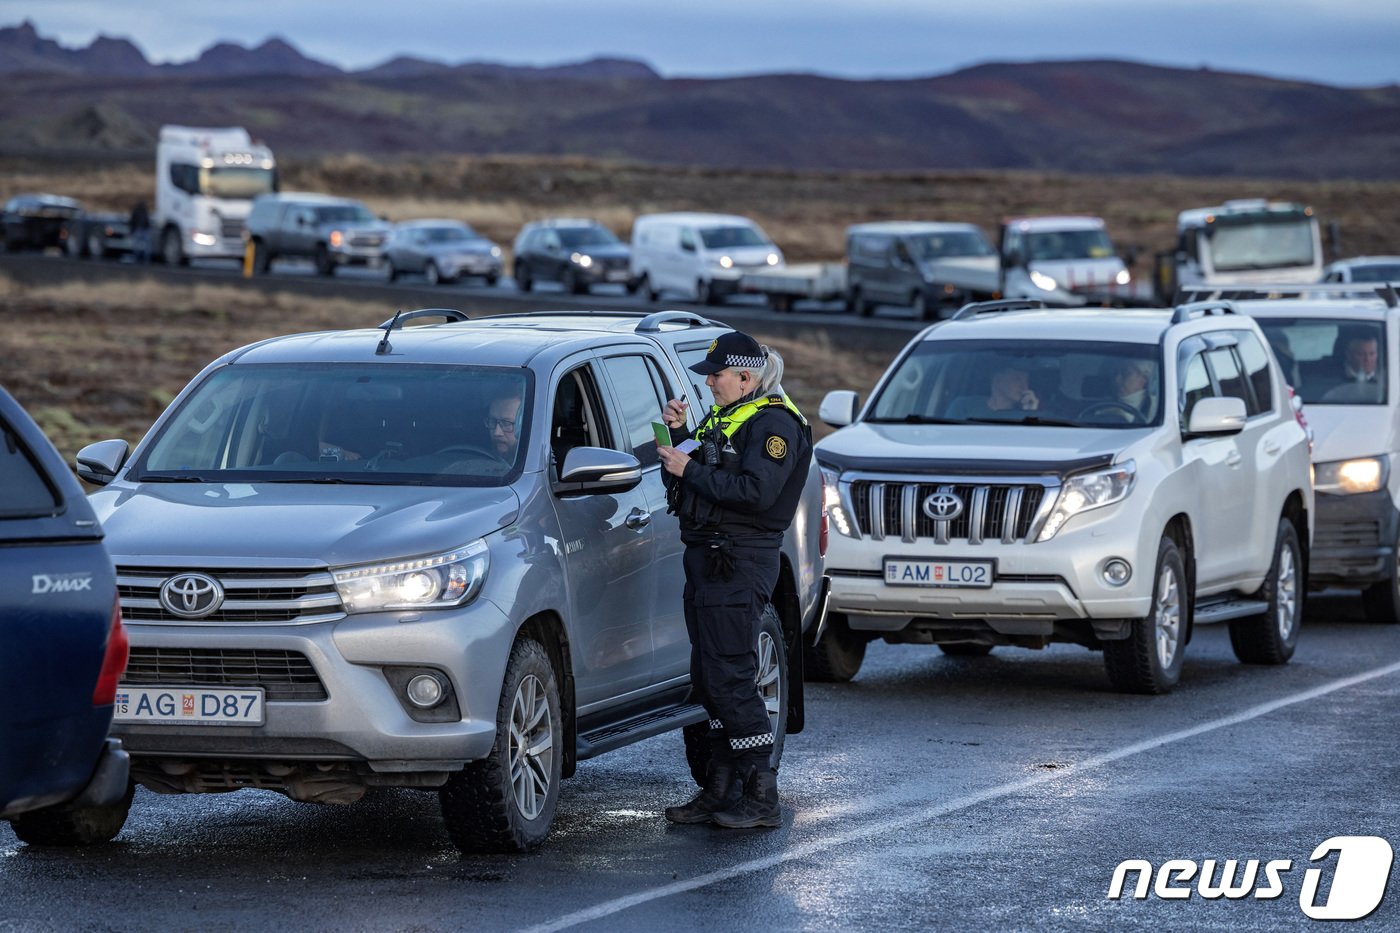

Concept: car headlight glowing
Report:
left=1030, top=269, right=1059, bottom=292
left=1115, top=269, right=1132, bottom=286
left=329, top=230, right=344, bottom=248
left=191, top=232, right=218, bottom=246
left=490, top=245, right=502, bottom=257
left=333, top=540, right=489, bottom=613
left=719, top=255, right=734, bottom=269
left=571, top=252, right=593, bottom=268
left=767, top=253, right=780, bottom=266
left=820, top=466, right=854, bottom=537
left=1314, top=455, right=1388, bottom=495
left=1037, top=461, right=1137, bottom=542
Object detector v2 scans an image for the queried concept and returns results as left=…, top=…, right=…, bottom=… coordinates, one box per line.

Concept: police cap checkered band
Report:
left=688, top=330, right=768, bottom=375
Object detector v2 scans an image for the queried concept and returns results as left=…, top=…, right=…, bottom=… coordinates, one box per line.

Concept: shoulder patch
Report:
left=765, top=435, right=787, bottom=459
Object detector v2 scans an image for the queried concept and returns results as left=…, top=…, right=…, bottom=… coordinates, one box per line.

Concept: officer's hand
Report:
left=662, top=398, right=688, bottom=430
left=657, top=445, right=691, bottom=477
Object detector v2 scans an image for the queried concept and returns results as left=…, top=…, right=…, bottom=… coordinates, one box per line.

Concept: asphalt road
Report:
left=4, top=593, right=1398, bottom=932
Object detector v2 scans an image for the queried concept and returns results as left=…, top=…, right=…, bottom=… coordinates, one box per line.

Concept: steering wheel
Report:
left=436, top=443, right=506, bottom=464
left=1076, top=400, right=1147, bottom=424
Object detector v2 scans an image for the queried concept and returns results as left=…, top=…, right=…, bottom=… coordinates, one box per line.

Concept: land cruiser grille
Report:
left=116, top=566, right=345, bottom=625
left=849, top=481, right=1048, bottom=544
left=123, top=648, right=327, bottom=701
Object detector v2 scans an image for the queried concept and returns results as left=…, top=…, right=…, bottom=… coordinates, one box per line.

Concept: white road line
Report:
left=523, top=660, right=1400, bottom=933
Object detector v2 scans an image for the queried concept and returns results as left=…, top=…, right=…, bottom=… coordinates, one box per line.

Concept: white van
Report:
left=630, top=212, right=783, bottom=304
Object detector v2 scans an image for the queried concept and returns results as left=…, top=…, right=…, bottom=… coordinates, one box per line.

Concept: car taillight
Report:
left=92, top=597, right=129, bottom=706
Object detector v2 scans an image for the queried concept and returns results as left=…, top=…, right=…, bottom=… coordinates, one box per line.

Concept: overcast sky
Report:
left=13, top=0, right=1400, bottom=86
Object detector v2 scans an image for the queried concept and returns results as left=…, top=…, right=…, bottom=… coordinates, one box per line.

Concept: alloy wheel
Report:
left=508, top=673, right=554, bottom=821
left=1154, top=564, right=1182, bottom=670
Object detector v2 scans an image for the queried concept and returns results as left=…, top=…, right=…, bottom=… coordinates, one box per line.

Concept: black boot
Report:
left=665, top=736, right=741, bottom=824
left=711, top=749, right=780, bottom=829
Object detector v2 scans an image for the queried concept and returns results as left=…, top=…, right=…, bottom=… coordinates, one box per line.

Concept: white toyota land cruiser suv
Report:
left=811, top=299, right=1314, bottom=694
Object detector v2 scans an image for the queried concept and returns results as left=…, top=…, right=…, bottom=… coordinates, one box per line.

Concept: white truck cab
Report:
left=155, top=125, right=277, bottom=265
left=1155, top=200, right=1323, bottom=303
left=630, top=211, right=783, bottom=305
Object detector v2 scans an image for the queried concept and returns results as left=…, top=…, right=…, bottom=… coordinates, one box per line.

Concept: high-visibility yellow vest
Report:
left=696, top=393, right=808, bottom=444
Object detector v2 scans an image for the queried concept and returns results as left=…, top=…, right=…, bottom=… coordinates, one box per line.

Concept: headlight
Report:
left=329, top=230, right=344, bottom=248
left=192, top=232, right=218, bottom=246
left=333, top=541, right=489, bottom=613
left=820, top=466, right=854, bottom=537
left=1314, top=455, right=1388, bottom=495
left=767, top=253, right=780, bottom=266
left=490, top=245, right=502, bottom=257
left=1037, top=461, right=1137, bottom=542
left=571, top=252, right=593, bottom=268
left=1029, top=269, right=1059, bottom=292
left=719, top=256, right=734, bottom=269
left=1115, top=269, right=1132, bottom=286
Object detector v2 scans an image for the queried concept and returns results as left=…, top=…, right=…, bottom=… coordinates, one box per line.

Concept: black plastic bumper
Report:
left=1310, top=490, right=1398, bottom=587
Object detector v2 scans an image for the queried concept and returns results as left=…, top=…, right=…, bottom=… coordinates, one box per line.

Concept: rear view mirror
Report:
left=819, top=390, right=859, bottom=428
left=1186, top=396, right=1247, bottom=436
left=75, top=439, right=130, bottom=486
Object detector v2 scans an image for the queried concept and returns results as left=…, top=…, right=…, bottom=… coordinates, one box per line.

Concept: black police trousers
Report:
left=682, top=539, right=779, bottom=747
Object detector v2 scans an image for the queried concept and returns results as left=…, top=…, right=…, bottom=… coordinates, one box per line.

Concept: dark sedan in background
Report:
left=0, top=387, right=131, bottom=846
left=2, top=193, right=82, bottom=252
left=512, top=218, right=633, bottom=294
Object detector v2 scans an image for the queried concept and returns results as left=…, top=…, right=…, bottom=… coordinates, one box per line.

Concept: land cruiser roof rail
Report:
left=1176, top=283, right=1400, bottom=308
left=636, top=310, right=718, bottom=332
left=950, top=299, right=1047, bottom=321
left=1170, top=300, right=1236, bottom=324
left=375, top=308, right=468, bottom=355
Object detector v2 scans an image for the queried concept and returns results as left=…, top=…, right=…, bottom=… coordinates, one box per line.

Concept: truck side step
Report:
left=576, top=702, right=708, bottom=761
left=1193, top=596, right=1269, bottom=624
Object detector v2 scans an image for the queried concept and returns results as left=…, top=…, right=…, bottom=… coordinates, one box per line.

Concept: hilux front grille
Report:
left=116, top=566, right=344, bottom=625
left=123, top=647, right=327, bottom=701
left=848, top=480, right=1051, bottom=544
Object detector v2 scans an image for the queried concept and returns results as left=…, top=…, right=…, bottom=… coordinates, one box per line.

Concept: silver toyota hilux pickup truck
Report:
left=73, top=309, right=829, bottom=852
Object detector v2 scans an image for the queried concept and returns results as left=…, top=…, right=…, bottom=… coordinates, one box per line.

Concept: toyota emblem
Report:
left=922, top=492, right=964, bottom=521
left=158, top=572, right=224, bottom=618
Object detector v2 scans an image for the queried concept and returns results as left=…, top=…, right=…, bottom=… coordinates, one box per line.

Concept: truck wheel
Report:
left=939, top=643, right=993, bottom=657
left=160, top=227, right=186, bottom=266
left=8, top=782, right=133, bottom=846
left=684, top=605, right=788, bottom=785
left=1230, top=518, right=1303, bottom=663
left=1103, top=536, right=1187, bottom=694
left=314, top=244, right=334, bottom=277
left=803, top=611, right=866, bottom=683
left=439, top=637, right=561, bottom=853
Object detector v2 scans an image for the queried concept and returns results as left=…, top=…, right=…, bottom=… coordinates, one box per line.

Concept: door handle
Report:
left=1226, top=450, right=1243, bottom=467
left=1263, top=440, right=1281, bottom=455
left=625, top=507, right=652, bottom=529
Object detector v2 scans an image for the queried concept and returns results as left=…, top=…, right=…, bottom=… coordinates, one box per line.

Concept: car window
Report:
left=1235, top=332, right=1274, bottom=412
left=679, top=228, right=696, bottom=251
left=1180, top=352, right=1214, bottom=423
left=1205, top=347, right=1252, bottom=414
left=0, top=423, right=60, bottom=518
left=600, top=354, right=669, bottom=467
left=134, top=363, right=530, bottom=486
left=543, top=231, right=561, bottom=250
left=1255, top=317, right=1386, bottom=406
left=699, top=226, right=768, bottom=249
left=551, top=365, right=610, bottom=472
left=849, top=234, right=889, bottom=261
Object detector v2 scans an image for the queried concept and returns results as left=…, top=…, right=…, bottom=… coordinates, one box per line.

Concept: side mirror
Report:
left=680, top=240, right=696, bottom=253
left=556, top=447, right=642, bottom=495
left=1004, top=249, right=1025, bottom=269
left=1186, top=396, right=1247, bottom=436
left=75, top=439, right=130, bottom=486
left=819, top=390, right=859, bottom=428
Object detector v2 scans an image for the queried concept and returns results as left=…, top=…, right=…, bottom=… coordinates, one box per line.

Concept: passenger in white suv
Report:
left=811, top=299, right=1313, bottom=694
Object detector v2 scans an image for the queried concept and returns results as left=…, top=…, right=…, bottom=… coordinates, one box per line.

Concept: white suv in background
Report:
left=1219, top=284, right=1400, bottom=623
left=811, top=299, right=1313, bottom=694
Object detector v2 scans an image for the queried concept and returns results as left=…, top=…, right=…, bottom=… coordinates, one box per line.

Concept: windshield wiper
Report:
left=960, top=416, right=1082, bottom=427
left=136, top=474, right=209, bottom=482
left=867, top=414, right=962, bottom=425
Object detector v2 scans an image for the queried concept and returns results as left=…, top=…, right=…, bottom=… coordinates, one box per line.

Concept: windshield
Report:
left=1255, top=318, right=1386, bottom=406
left=699, top=226, right=769, bottom=249
left=420, top=226, right=475, bottom=243
left=558, top=227, right=620, bottom=249
left=1026, top=229, right=1116, bottom=262
left=909, top=231, right=995, bottom=260
left=315, top=205, right=378, bottom=224
left=1207, top=218, right=1316, bottom=272
left=135, top=364, right=531, bottom=485
left=202, top=166, right=277, bottom=199
left=867, top=339, right=1163, bottom=428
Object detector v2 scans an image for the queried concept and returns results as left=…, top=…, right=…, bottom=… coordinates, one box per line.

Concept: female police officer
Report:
left=655, top=330, right=812, bottom=829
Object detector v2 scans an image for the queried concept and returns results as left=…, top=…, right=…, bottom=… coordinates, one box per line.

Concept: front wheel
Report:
left=803, top=611, right=866, bottom=682
left=1362, top=534, right=1400, bottom=624
left=912, top=292, right=936, bottom=322
left=1103, top=536, right=1188, bottom=694
left=639, top=273, right=658, bottom=303
left=684, top=604, right=788, bottom=786
left=514, top=261, right=533, bottom=292
left=1230, top=518, right=1303, bottom=663
left=8, top=782, right=133, bottom=846
left=424, top=261, right=441, bottom=286
left=314, top=244, right=334, bottom=276
left=440, top=637, right=562, bottom=853
left=160, top=227, right=186, bottom=266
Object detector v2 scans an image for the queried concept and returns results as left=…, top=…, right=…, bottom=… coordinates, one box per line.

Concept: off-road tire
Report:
left=1104, top=536, right=1188, bottom=694
left=439, top=637, right=562, bottom=853
left=1230, top=518, right=1303, bottom=664
left=9, top=782, right=133, bottom=846
left=803, top=611, right=867, bottom=682
left=684, top=605, right=788, bottom=785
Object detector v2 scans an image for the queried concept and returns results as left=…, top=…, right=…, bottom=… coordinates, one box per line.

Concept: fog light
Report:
left=406, top=673, right=445, bottom=708
left=1103, top=558, right=1132, bottom=587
